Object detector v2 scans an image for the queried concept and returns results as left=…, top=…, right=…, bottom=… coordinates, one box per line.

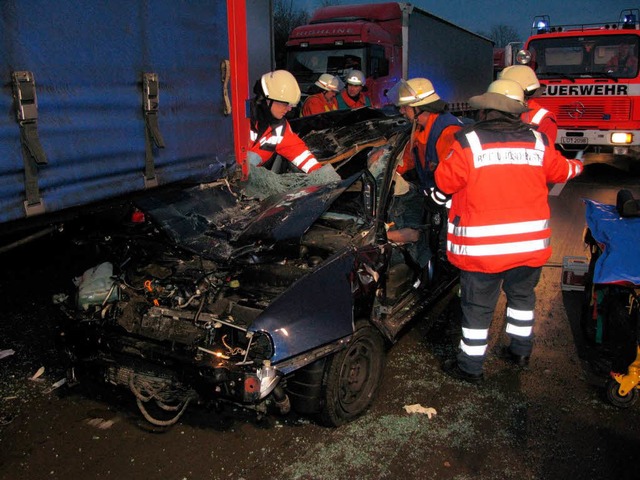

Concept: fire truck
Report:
left=516, top=8, right=640, bottom=164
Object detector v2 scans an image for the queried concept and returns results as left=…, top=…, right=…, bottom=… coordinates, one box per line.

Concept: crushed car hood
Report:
left=135, top=173, right=360, bottom=262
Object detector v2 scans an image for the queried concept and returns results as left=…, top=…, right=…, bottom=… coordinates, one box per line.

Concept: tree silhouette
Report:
left=478, top=24, right=521, bottom=48
left=273, top=0, right=309, bottom=68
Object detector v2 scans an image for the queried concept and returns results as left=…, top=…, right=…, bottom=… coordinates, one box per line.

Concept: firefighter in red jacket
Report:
left=434, top=79, right=584, bottom=383
left=605, top=43, right=638, bottom=76
left=337, top=70, right=371, bottom=110
left=301, top=73, right=341, bottom=116
left=390, top=77, right=463, bottom=191
left=248, top=70, right=322, bottom=174
left=500, top=65, right=558, bottom=145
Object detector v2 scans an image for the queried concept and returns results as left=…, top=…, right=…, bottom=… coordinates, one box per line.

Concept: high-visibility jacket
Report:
left=249, top=120, right=321, bottom=174
left=434, top=120, right=583, bottom=273
left=397, top=113, right=462, bottom=189
left=301, top=92, right=338, bottom=117
left=336, top=90, right=371, bottom=110
left=522, top=99, right=557, bottom=145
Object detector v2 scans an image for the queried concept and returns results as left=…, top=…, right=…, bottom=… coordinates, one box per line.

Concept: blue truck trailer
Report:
left=0, top=0, right=272, bottom=244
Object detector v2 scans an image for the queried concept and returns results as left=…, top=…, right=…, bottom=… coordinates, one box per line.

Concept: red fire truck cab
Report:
left=517, top=8, right=640, bottom=165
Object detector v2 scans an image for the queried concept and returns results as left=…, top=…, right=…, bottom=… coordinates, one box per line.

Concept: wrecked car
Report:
left=57, top=108, right=459, bottom=427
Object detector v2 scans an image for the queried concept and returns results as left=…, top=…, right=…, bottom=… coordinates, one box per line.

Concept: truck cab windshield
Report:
left=528, top=34, right=639, bottom=79
left=286, top=47, right=366, bottom=84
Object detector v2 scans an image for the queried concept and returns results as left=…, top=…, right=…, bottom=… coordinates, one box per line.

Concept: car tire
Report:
left=318, top=321, right=385, bottom=427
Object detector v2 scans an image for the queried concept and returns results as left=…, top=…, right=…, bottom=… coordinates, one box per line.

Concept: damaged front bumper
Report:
left=60, top=275, right=292, bottom=425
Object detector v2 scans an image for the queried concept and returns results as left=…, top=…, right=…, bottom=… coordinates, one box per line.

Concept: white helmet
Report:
left=345, top=70, right=366, bottom=86
left=469, top=79, right=527, bottom=114
left=499, top=65, right=541, bottom=94
left=487, top=79, right=526, bottom=103
left=315, top=73, right=341, bottom=92
left=261, top=70, right=301, bottom=106
left=389, top=78, right=440, bottom=107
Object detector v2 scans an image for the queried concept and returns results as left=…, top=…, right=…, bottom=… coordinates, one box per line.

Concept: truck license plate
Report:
left=561, top=137, right=588, bottom=145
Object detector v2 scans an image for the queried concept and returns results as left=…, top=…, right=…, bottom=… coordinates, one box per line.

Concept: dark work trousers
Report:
left=457, top=266, right=542, bottom=375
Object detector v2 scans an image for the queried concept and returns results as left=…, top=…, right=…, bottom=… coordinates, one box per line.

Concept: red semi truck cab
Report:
left=285, top=2, right=493, bottom=112
left=517, top=8, right=640, bottom=164
left=286, top=2, right=401, bottom=108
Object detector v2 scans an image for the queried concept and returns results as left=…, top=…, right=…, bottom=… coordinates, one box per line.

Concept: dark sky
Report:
left=298, top=1, right=636, bottom=41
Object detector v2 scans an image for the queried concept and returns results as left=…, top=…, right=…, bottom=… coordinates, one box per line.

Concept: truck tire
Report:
left=318, top=321, right=385, bottom=427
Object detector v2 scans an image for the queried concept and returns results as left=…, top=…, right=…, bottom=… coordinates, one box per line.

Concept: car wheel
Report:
left=318, top=321, right=385, bottom=427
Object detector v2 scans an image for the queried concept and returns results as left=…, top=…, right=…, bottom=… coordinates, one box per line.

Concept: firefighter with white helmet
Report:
left=379, top=78, right=463, bottom=273
left=434, top=78, right=584, bottom=383
left=248, top=70, right=322, bottom=174
left=337, top=69, right=371, bottom=110
left=301, top=73, right=341, bottom=116
left=389, top=77, right=463, bottom=191
left=499, top=65, right=558, bottom=145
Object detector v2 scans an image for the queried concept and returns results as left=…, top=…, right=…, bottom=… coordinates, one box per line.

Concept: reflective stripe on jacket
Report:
left=435, top=123, right=583, bottom=273
left=249, top=121, right=321, bottom=174
left=522, top=99, right=558, bottom=145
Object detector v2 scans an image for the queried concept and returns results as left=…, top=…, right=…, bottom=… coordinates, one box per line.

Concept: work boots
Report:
left=496, top=346, right=530, bottom=367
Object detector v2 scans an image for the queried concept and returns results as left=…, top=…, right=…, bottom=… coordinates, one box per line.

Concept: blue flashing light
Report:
left=532, top=15, right=551, bottom=34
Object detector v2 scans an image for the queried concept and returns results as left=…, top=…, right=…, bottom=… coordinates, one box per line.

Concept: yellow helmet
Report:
left=499, top=65, right=540, bottom=94
left=315, top=73, right=341, bottom=92
left=261, top=70, right=301, bottom=106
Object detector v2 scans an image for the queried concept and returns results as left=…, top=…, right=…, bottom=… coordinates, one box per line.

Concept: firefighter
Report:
left=606, top=43, right=638, bottom=76
left=389, top=77, right=463, bottom=192
left=301, top=73, right=341, bottom=116
left=388, top=78, right=464, bottom=271
left=434, top=79, right=584, bottom=383
left=499, top=65, right=558, bottom=145
left=337, top=70, right=371, bottom=110
left=248, top=70, right=322, bottom=174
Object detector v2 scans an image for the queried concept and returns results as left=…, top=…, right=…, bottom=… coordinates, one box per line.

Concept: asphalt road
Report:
left=1, top=160, right=639, bottom=480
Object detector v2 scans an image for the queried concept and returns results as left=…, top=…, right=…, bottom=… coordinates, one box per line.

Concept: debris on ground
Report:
left=44, top=378, right=66, bottom=394
left=29, top=367, right=45, bottom=381
left=403, top=404, right=438, bottom=418
left=0, top=349, right=15, bottom=360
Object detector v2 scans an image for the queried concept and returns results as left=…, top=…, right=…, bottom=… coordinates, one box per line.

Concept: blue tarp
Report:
left=1, top=1, right=235, bottom=225
left=584, top=198, right=640, bottom=286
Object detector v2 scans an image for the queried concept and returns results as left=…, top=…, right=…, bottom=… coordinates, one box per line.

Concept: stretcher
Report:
left=583, top=190, right=640, bottom=407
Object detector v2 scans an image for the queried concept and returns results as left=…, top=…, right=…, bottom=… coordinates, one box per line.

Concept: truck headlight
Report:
left=611, top=132, right=633, bottom=144
left=516, top=49, right=532, bottom=65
